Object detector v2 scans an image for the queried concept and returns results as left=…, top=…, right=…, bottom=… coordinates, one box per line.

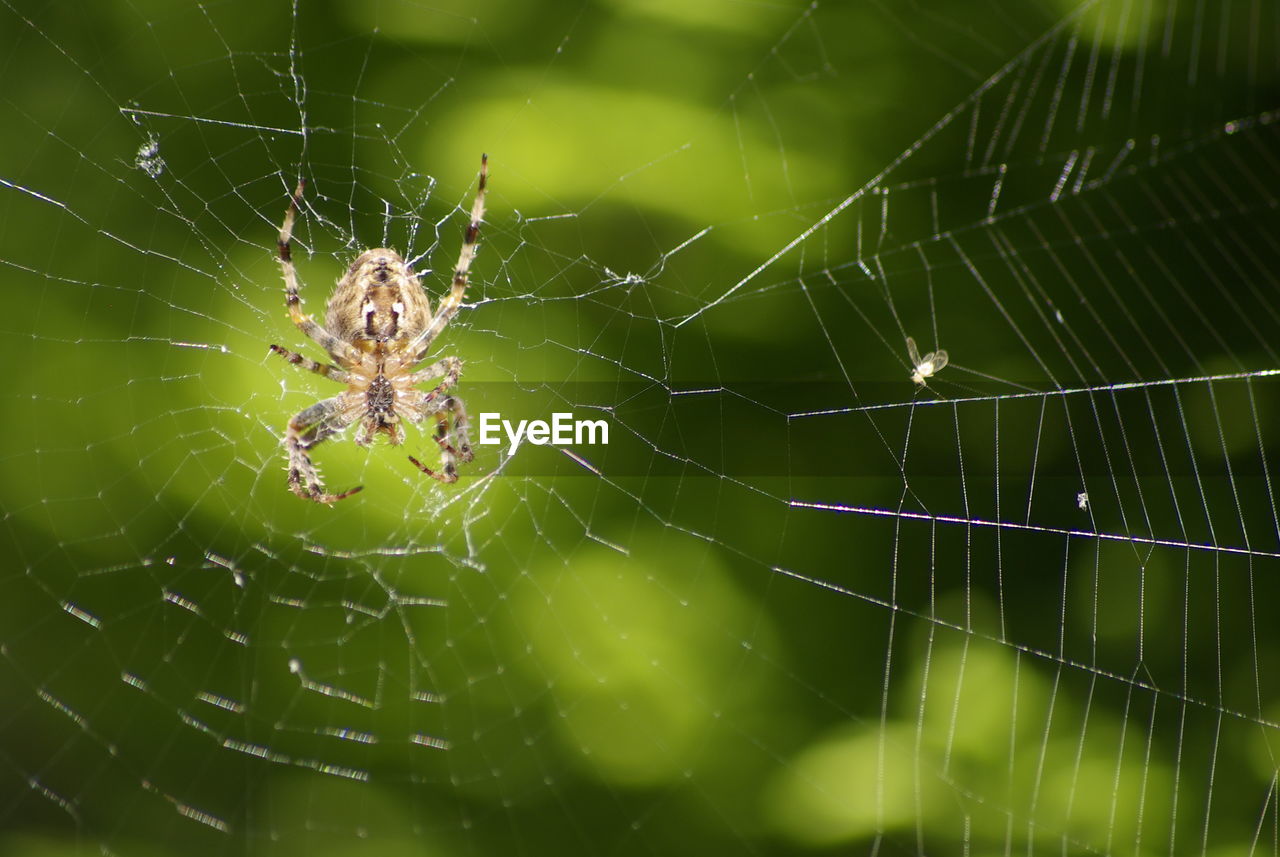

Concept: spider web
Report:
left=2, top=0, right=1279, bottom=853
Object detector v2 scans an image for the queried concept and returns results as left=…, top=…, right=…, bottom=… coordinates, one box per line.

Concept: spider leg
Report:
left=439, top=395, right=474, bottom=463
left=406, top=394, right=473, bottom=483
left=269, top=344, right=350, bottom=383
left=284, top=395, right=363, bottom=504
left=406, top=369, right=471, bottom=461
left=278, top=180, right=362, bottom=367
left=407, top=356, right=461, bottom=389
left=408, top=155, right=487, bottom=363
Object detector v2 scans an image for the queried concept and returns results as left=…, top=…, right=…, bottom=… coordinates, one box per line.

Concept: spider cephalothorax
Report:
left=269, top=156, right=487, bottom=504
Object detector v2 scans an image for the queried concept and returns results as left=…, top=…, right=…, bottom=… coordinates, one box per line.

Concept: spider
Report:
left=906, top=336, right=948, bottom=386
left=269, top=155, right=488, bottom=504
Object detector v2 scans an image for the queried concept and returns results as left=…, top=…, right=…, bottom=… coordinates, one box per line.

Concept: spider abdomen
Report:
left=325, top=249, right=432, bottom=345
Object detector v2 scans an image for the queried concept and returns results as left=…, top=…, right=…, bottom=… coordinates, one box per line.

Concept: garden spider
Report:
left=269, top=156, right=487, bottom=504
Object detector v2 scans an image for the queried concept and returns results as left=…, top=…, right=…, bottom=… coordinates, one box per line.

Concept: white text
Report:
left=478, top=412, right=609, bottom=448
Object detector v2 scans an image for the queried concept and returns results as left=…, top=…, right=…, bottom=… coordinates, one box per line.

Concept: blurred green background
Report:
left=2, top=0, right=1280, bottom=854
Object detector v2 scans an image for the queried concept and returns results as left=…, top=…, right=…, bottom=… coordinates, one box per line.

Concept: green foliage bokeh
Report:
left=2, top=1, right=1279, bottom=855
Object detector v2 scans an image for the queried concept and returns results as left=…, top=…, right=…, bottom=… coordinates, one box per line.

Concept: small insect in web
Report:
left=269, top=155, right=488, bottom=504
left=906, top=336, right=948, bottom=386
